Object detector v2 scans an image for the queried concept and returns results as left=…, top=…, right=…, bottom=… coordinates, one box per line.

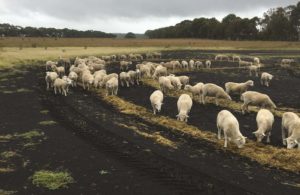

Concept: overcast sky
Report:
left=0, top=0, right=299, bottom=33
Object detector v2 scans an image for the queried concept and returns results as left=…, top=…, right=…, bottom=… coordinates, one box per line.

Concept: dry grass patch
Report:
left=97, top=89, right=300, bottom=172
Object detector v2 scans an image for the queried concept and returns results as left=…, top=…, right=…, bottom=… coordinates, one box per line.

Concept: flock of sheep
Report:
left=44, top=52, right=299, bottom=150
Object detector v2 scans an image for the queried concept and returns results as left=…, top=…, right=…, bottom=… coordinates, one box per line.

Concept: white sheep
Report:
left=240, top=91, right=276, bottom=114
left=82, top=72, right=94, bottom=90
left=120, top=61, right=132, bottom=71
left=281, top=59, right=295, bottom=67
left=53, top=78, right=72, bottom=96
left=217, top=110, right=246, bottom=148
left=140, top=65, right=151, bottom=78
left=150, top=90, right=164, bottom=114
left=239, top=60, right=252, bottom=68
left=178, top=76, right=189, bottom=87
left=101, top=73, right=119, bottom=88
left=215, top=54, right=229, bottom=61
left=106, top=77, right=118, bottom=96
left=93, top=72, right=106, bottom=88
left=166, top=75, right=182, bottom=90
left=260, top=72, right=273, bottom=87
left=205, top=60, right=211, bottom=69
left=189, top=60, right=195, bottom=69
left=253, top=57, right=260, bottom=65
left=177, top=94, right=193, bottom=122
left=248, top=65, right=259, bottom=77
left=120, top=72, right=131, bottom=87
left=68, top=71, right=78, bottom=87
left=181, top=61, right=189, bottom=69
left=45, top=71, right=58, bottom=90
left=153, top=65, right=167, bottom=80
left=53, top=65, right=65, bottom=77
left=225, top=80, right=254, bottom=95
left=45, top=61, right=57, bottom=71
left=128, top=70, right=140, bottom=85
left=184, top=82, right=204, bottom=102
left=253, top=109, right=274, bottom=143
left=194, top=61, right=204, bottom=69
left=159, top=76, right=174, bottom=93
left=282, top=112, right=300, bottom=147
left=232, top=55, right=241, bottom=62
left=201, top=83, right=231, bottom=106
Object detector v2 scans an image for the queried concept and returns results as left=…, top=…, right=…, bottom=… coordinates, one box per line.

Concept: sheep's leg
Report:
left=217, top=126, right=221, bottom=139
left=54, top=87, right=57, bottom=94
left=241, top=103, right=247, bottom=114
left=63, top=89, right=67, bottom=96
left=224, top=133, right=228, bottom=148
left=152, top=104, right=156, bottom=115
left=201, top=95, right=205, bottom=105
left=115, top=87, right=118, bottom=95
left=267, top=132, right=271, bottom=143
left=46, top=82, right=49, bottom=90
left=126, top=81, right=129, bottom=87
left=215, top=98, right=219, bottom=106
left=282, top=127, right=287, bottom=146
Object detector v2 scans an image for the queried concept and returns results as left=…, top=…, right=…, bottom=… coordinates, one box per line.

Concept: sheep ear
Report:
left=295, top=139, right=299, bottom=144
left=262, top=133, right=266, bottom=136
left=244, top=136, right=247, bottom=139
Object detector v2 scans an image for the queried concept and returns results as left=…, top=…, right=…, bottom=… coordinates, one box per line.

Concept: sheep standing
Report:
left=181, top=61, right=189, bottom=69
left=253, top=57, right=260, bottom=65
left=232, top=55, right=241, bottom=62
left=153, top=65, right=167, bottom=80
left=215, top=54, right=229, bottom=61
left=120, top=61, right=132, bottom=71
left=45, top=61, right=57, bottom=71
left=178, top=76, right=189, bottom=88
left=101, top=73, right=119, bottom=88
left=282, top=112, right=300, bottom=147
left=195, top=61, right=204, bottom=69
left=217, top=110, right=246, bottom=148
left=82, top=72, right=94, bottom=90
left=53, top=66, right=65, bottom=77
left=94, top=72, right=106, bottom=88
left=241, top=91, right=276, bottom=114
left=106, top=77, right=118, bottom=96
left=120, top=72, right=131, bottom=87
left=53, top=78, right=72, bottom=96
left=281, top=59, right=295, bottom=67
left=140, top=65, right=151, bottom=78
left=248, top=65, right=259, bottom=77
left=260, top=72, right=273, bottom=87
left=239, top=61, right=252, bottom=68
left=177, top=94, right=193, bottom=122
left=45, top=72, right=58, bottom=90
left=184, top=82, right=204, bottom=102
left=205, top=60, right=211, bottom=69
left=201, top=83, right=231, bottom=106
left=150, top=90, right=164, bottom=114
left=166, top=75, right=182, bottom=90
left=189, top=60, right=195, bottom=69
left=225, top=80, right=254, bottom=96
left=159, top=76, right=174, bottom=93
left=128, top=70, right=140, bottom=85
left=68, top=71, right=78, bottom=87
left=253, top=109, right=274, bottom=143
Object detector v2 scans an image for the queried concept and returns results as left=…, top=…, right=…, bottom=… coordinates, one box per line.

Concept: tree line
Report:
left=145, top=2, right=300, bottom=41
left=0, top=23, right=116, bottom=38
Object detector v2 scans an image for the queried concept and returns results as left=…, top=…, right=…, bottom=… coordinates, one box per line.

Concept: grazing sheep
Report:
left=177, top=94, right=193, bottom=122
left=52, top=65, right=65, bottom=77
left=205, top=60, right=211, bottom=69
left=135, top=54, right=143, bottom=61
left=93, top=72, right=106, bottom=88
left=153, top=65, right=167, bottom=79
left=120, top=61, right=132, bottom=71
left=253, top=57, right=260, bottom=65
left=232, top=55, right=241, bottom=62
left=159, top=76, right=174, bottom=93
left=181, top=61, right=189, bottom=69
left=170, top=61, right=181, bottom=69
left=166, top=75, right=182, bottom=90
left=153, top=52, right=162, bottom=59
left=106, top=77, right=118, bottom=96
left=225, top=80, right=254, bottom=96
left=241, top=91, right=276, bottom=114
left=248, top=65, right=259, bottom=77
left=68, top=71, right=78, bottom=87
left=281, top=59, right=295, bottom=67
left=150, top=90, right=164, bottom=114
left=189, top=60, right=195, bottom=69
left=53, top=78, right=72, bottom=96
left=239, top=60, right=252, bottom=68
left=201, top=83, right=231, bottom=106
left=253, top=109, right=274, bottom=143
left=184, top=82, right=204, bottom=102
left=101, top=73, right=119, bottom=88
left=82, top=72, right=94, bottom=90
left=140, top=65, right=151, bottom=78
left=217, top=110, right=246, bottom=148
left=127, top=70, right=140, bottom=85
left=45, top=71, right=58, bottom=90
left=215, top=54, right=229, bottom=61
left=178, top=76, right=189, bottom=87
left=282, top=112, right=300, bottom=147
left=120, top=72, right=131, bottom=87
left=283, top=119, right=300, bottom=150
left=260, top=72, right=273, bottom=87
left=194, top=61, right=204, bottom=69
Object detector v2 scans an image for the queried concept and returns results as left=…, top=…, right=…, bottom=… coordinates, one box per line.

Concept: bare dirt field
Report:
left=1, top=49, right=300, bottom=194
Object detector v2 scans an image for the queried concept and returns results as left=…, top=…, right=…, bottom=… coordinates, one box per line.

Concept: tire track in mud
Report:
left=37, top=75, right=252, bottom=195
